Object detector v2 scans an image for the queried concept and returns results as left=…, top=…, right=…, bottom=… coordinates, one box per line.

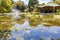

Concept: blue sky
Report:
left=13, top=0, right=53, bottom=5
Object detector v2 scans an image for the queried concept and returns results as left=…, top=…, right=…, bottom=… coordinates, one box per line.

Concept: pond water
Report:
left=5, top=20, right=60, bottom=40
left=1, top=13, right=60, bottom=40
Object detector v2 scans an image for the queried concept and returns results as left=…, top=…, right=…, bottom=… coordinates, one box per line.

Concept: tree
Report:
left=11, top=0, right=14, bottom=4
left=16, top=1, right=26, bottom=12
left=28, top=0, right=39, bottom=12
left=0, top=0, right=12, bottom=13
left=28, top=0, right=39, bottom=7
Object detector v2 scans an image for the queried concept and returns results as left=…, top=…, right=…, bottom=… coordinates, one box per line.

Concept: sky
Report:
left=13, top=0, right=53, bottom=5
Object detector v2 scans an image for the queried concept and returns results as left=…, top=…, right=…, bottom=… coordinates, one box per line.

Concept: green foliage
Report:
left=0, top=0, right=12, bottom=13
left=55, top=9, right=60, bottom=15
left=39, top=4, right=45, bottom=6
left=11, top=0, right=14, bottom=4
left=16, top=1, right=26, bottom=12
left=28, top=0, right=39, bottom=7
left=33, top=7, right=40, bottom=12
left=28, top=0, right=39, bottom=12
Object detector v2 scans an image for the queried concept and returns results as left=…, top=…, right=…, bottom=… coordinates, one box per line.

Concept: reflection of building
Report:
left=36, top=3, right=60, bottom=13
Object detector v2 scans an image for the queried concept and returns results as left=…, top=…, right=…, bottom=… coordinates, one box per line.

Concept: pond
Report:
left=0, top=13, right=60, bottom=40
left=8, top=21, right=60, bottom=40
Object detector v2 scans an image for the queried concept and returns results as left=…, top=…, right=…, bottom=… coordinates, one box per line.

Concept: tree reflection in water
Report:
left=0, top=31, right=11, bottom=40
left=0, top=13, right=60, bottom=40
left=15, top=13, right=26, bottom=24
left=0, top=15, right=13, bottom=40
left=15, top=13, right=60, bottom=27
left=28, top=15, right=41, bottom=27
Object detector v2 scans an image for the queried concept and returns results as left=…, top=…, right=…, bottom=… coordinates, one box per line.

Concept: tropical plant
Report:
left=0, top=0, right=12, bottom=13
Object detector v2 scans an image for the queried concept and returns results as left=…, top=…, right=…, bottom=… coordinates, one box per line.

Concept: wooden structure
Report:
left=36, top=3, right=60, bottom=13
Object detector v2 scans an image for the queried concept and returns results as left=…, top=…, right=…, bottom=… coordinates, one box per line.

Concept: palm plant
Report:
left=0, top=0, right=12, bottom=13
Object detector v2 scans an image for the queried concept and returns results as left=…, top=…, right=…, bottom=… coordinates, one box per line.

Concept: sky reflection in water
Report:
left=8, top=20, right=60, bottom=40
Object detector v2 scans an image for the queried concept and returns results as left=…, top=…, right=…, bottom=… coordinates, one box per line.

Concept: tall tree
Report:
left=16, top=1, right=26, bottom=12
left=28, top=0, right=39, bottom=12
left=28, top=0, right=39, bottom=7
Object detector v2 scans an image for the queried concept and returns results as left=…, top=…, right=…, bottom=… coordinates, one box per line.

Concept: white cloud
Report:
left=13, top=0, right=19, bottom=2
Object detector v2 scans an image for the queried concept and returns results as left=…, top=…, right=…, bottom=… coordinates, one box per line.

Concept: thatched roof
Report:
left=44, top=3, right=60, bottom=6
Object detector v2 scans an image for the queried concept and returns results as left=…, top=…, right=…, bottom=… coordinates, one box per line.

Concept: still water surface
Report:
left=1, top=13, right=60, bottom=40
left=7, top=20, right=60, bottom=40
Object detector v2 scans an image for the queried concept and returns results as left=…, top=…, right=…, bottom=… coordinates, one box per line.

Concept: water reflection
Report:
left=8, top=20, right=60, bottom=40
left=0, top=14, right=60, bottom=40
left=28, top=15, right=41, bottom=27
left=0, top=15, right=13, bottom=40
left=0, top=32, right=11, bottom=40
